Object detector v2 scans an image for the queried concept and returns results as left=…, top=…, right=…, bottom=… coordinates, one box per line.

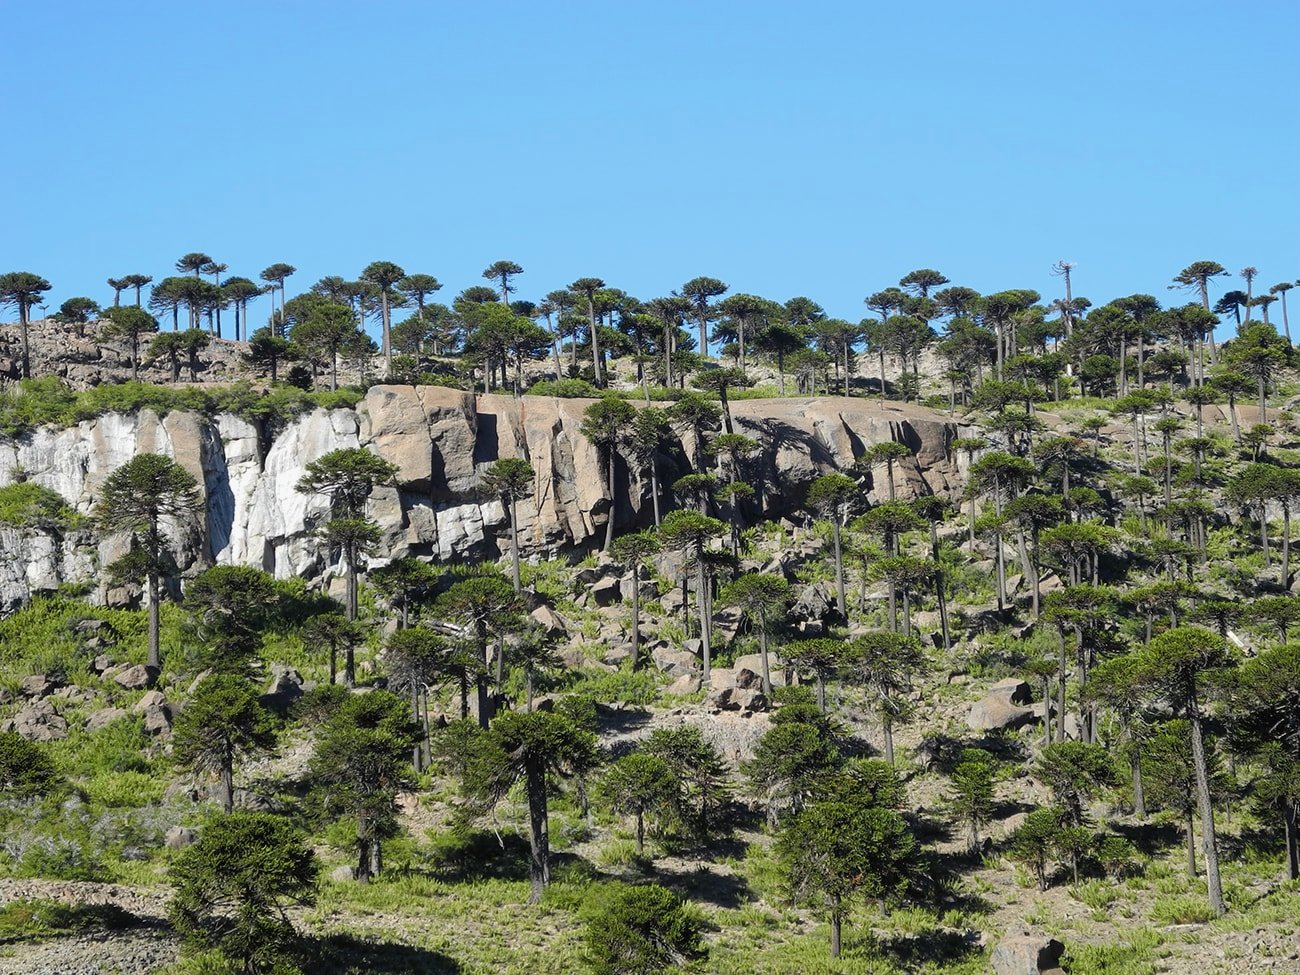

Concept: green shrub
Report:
left=0, top=898, right=135, bottom=942
left=1150, top=894, right=1216, bottom=925
left=0, top=482, right=85, bottom=529
left=582, top=882, right=704, bottom=974
left=83, top=769, right=166, bottom=809
left=566, top=668, right=662, bottom=706
left=526, top=378, right=602, bottom=399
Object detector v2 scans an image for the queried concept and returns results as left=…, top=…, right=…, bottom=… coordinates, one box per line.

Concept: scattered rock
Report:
left=330, top=864, right=356, bottom=882
left=2, top=699, right=69, bottom=741
left=991, top=930, right=1065, bottom=975
left=967, top=694, right=1035, bottom=732
left=988, top=677, right=1033, bottom=706
left=18, top=673, right=60, bottom=698
left=134, top=690, right=167, bottom=712
left=589, top=576, right=622, bottom=606
left=651, top=647, right=698, bottom=676
left=114, top=664, right=159, bottom=690
left=710, top=686, right=768, bottom=712
left=165, top=826, right=198, bottom=850
left=665, top=674, right=702, bottom=696
left=142, top=704, right=172, bottom=736
left=90, top=653, right=115, bottom=675
left=530, top=603, right=568, bottom=637
left=85, top=707, right=129, bottom=731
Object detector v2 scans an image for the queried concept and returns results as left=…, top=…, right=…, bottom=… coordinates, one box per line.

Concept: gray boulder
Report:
left=2, top=700, right=68, bottom=741
left=114, top=664, right=159, bottom=690
left=85, top=707, right=128, bottom=732
left=991, top=931, right=1065, bottom=975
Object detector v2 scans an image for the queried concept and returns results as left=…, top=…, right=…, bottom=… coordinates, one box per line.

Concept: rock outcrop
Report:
left=0, top=387, right=969, bottom=606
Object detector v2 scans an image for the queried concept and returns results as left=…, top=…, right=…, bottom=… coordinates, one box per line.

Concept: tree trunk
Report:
left=698, top=557, right=712, bottom=684
left=831, top=518, right=846, bottom=617
left=630, top=565, right=642, bottom=671
left=356, top=816, right=372, bottom=884
left=219, top=758, right=234, bottom=815
left=526, top=760, right=550, bottom=903
left=1189, top=714, right=1225, bottom=913
left=508, top=499, right=522, bottom=593
left=1131, top=748, right=1146, bottom=819
left=146, top=570, right=161, bottom=670
left=758, top=622, right=772, bottom=696
left=829, top=897, right=842, bottom=958
left=883, top=714, right=895, bottom=765
left=1284, top=802, right=1299, bottom=881
left=603, top=451, right=617, bottom=551
left=1185, top=815, right=1197, bottom=878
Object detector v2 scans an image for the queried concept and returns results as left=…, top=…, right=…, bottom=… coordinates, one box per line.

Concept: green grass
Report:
left=0, top=482, right=86, bottom=529
left=0, top=898, right=137, bottom=943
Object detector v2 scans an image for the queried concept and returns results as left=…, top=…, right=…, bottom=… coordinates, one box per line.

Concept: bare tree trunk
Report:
left=1190, top=714, right=1225, bottom=914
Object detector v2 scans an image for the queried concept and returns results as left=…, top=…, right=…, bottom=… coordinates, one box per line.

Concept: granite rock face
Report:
left=0, top=387, right=969, bottom=606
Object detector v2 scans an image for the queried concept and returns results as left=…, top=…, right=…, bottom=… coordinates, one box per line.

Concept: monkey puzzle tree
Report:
left=101, top=305, right=158, bottom=380
left=612, top=529, right=661, bottom=670
left=849, top=632, right=927, bottom=764
left=0, top=271, right=52, bottom=378
left=681, top=275, right=728, bottom=359
left=595, top=753, right=678, bottom=855
left=291, top=301, right=365, bottom=391
left=369, top=557, right=438, bottom=629
left=466, top=710, right=598, bottom=902
left=95, top=454, right=202, bottom=670
left=806, top=473, right=858, bottom=618
left=311, top=690, right=419, bottom=883
left=692, top=366, right=749, bottom=434
left=168, top=812, right=316, bottom=973
left=777, top=798, right=915, bottom=958
left=481, top=457, right=535, bottom=592
left=581, top=396, right=637, bottom=551
left=946, top=748, right=997, bottom=849
left=295, top=448, right=399, bottom=630
left=361, top=260, right=406, bottom=375
left=659, top=509, right=727, bottom=683
left=719, top=573, right=790, bottom=696
left=1135, top=626, right=1236, bottom=915
left=482, top=260, right=523, bottom=304
left=570, top=277, right=607, bottom=385
left=435, top=575, right=521, bottom=727
left=173, top=674, right=276, bottom=814
left=667, top=391, right=722, bottom=470
left=627, top=407, right=673, bottom=526
left=302, top=611, right=368, bottom=687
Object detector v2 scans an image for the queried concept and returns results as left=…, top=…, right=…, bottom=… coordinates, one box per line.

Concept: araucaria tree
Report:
left=172, top=674, right=276, bottom=814
left=465, top=710, right=598, bottom=902
left=295, top=448, right=399, bottom=635
left=1135, top=626, right=1236, bottom=915
left=481, top=457, right=535, bottom=592
left=95, top=454, right=202, bottom=669
left=0, top=271, right=52, bottom=378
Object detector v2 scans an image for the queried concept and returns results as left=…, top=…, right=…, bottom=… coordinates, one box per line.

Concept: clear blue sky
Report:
left=3, top=0, right=1297, bottom=336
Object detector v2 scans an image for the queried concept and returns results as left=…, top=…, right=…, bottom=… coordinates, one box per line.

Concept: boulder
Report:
left=19, top=674, right=59, bottom=699
left=165, top=826, right=198, bottom=850
left=665, top=674, right=702, bottom=696
left=988, top=677, right=1033, bottom=706
left=142, top=704, right=172, bottom=736
left=590, top=576, right=622, bottom=607
left=991, top=931, right=1065, bottom=975
left=90, top=654, right=115, bottom=676
left=2, top=700, right=68, bottom=741
left=262, top=666, right=305, bottom=710
left=602, top=644, right=634, bottom=668
left=114, top=664, right=159, bottom=690
left=709, top=686, right=769, bottom=712
left=329, top=864, right=356, bottom=883
left=967, top=695, right=1035, bottom=732
left=792, top=582, right=835, bottom=622
left=651, top=647, right=697, bottom=676
left=85, top=707, right=128, bottom=732
left=530, top=604, right=568, bottom=637
left=134, top=690, right=167, bottom=712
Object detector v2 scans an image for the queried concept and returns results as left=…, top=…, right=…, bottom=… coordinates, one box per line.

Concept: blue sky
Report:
left=3, top=0, right=1296, bottom=337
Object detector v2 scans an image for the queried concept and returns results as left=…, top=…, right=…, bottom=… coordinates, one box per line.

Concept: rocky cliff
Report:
left=0, top=386, right=971, bottom=609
